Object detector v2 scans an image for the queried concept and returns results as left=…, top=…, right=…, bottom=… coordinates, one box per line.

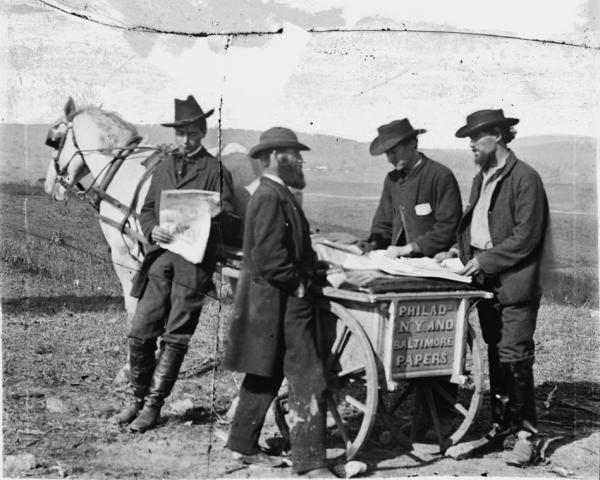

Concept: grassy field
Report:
left=1, top=182, right=599, bottom=478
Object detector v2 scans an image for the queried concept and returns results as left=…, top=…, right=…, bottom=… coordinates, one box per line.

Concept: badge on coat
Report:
left=415, top=202, right=432, bottom=216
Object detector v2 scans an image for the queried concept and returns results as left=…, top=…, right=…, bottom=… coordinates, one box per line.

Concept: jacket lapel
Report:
left=176, top=149, right=209, bottom=188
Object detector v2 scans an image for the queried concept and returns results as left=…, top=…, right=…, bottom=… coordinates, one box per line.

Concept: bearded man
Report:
left=223, top=127, right=333, bottom=477
left=436, top=109, right=550, bottom=466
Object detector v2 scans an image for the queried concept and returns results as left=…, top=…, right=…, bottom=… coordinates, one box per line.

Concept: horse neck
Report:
left=73, top=113, right=147, bottom=205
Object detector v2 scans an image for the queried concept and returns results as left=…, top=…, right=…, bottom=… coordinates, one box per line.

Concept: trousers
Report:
left=227, top=295, right=327, bottom=473
left=129, top=251, right=212, bottom=346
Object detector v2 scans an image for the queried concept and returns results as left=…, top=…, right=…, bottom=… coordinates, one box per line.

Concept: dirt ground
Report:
left=1, top=185, right=599, bottom=479
left=2, top=266, right=599, bottom=479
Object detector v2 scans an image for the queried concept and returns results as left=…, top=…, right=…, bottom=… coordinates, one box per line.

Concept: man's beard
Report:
left=474, top=150, right=496, bottom=170
left=278, top=159, right=306, bottom=189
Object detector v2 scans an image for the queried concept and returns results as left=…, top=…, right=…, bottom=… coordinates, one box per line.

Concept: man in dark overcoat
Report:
left=436, top=109, right=550, bottom=466
left=223, top=127, right=332, bottom=477
left=113, top=95, right=237, bottom=432
left=358, top=118, right=462, bottom=258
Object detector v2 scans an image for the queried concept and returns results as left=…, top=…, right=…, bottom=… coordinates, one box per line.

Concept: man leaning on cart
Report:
left=356, top=117, right=464, bottom=434
left=356, top=118, right=462, bottom=258
left=436, top=109, right=551, bottom=466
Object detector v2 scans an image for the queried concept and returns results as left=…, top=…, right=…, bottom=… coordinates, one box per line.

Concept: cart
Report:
left=220, top=258, right=493, bottom=460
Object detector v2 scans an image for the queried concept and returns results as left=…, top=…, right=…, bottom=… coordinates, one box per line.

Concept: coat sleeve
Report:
left=368, top=175, right=393, bottom=249
left=412, top=171, right=463, bottom=257
left=216, top=164, right=243, bottom=246
left=477, top=173, right=547, bottom=275
left=139, top=168, right=160, bottom=242
left=250, top=193, right=302, bottom=293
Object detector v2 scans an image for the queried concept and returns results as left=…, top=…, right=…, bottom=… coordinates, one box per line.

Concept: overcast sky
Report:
left=2, top=0, right=599, bottom=147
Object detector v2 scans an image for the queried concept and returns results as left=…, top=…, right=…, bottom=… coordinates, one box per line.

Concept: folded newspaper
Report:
left=158, top=190, right=221, bottom=264
left=314, top=241, right=471, bottom=284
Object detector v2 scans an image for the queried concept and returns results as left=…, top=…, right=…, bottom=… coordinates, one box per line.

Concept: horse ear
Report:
left=64, top=97, right=76, bottom=120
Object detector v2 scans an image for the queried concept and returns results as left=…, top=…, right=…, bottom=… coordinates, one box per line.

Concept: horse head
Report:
left=44, top=97, right=139, bottom=201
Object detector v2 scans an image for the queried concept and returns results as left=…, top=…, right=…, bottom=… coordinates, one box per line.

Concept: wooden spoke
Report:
left=430, top=381, right=469, bottom=417
left=327, top=397, right=352, bottom=450
left=423, top=384, right=444, bottom=448
left=328, top=366, right=367, bottom=382
left=342, top=394, right=367, bottom=413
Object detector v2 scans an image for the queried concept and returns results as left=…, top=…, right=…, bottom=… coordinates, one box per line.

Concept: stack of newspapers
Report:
left=313, top=239, right=471, bottom=286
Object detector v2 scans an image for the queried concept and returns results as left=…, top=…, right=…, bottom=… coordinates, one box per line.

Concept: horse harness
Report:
left=46, top=120, right=171, bottom=250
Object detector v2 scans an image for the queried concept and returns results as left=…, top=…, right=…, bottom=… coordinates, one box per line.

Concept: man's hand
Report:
left=151, top=226, right=174, bottom=245
left=384, top=244, right=413, bottom=259
left=434, top=248, right=459, bottom=263
left=458, top=257, right=482, bottom=276
left=354, top=239, right=376, bottom=253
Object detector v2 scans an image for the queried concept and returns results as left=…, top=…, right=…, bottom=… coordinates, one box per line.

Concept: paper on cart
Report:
left=158, top=189, right=221, bottom=264
left=368, top=251, right=471, bottom=283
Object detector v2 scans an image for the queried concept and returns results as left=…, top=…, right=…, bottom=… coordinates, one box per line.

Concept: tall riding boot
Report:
left=129, top=343, right=187, bottom=433
left=488, top=348, right=512, bottom=433
left=112, top=338, right=157, bottom=424
left=505, top=358, right=541, bottom=466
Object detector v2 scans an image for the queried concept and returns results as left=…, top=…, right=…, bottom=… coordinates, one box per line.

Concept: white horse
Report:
left=44, top=99, right=258, bottom=383
left=44, top=98, right=156, bottom=328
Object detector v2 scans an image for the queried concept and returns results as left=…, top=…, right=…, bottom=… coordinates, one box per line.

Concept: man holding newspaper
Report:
left=113, top=95, right=237, bottom=432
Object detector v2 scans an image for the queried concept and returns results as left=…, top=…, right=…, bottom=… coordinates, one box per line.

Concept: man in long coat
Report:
left=113, top=95, right=237, bottom=432
left=436, top=109, right=550, bottom=466
left=223, top=127, right=332, bottom=477
left=358, top=118, right=462, bottom=258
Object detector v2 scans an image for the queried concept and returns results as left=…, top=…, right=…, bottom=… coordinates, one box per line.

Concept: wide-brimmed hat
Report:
left=455, top=109, right=519, bottom=138
left=249, top=127, right=310, bottom=158
left=161, top=95, right=214, bottom=128
left=369, top=119, right=426, bottom=156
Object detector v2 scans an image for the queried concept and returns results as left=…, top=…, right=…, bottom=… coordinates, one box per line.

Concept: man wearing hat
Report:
left=113, top=95, right=237, bottom=432
left=436, top=109, right=550, bottom=466
left=358, top=119, right=462, bottom=259
left=223, top=127, right=332, bottom=477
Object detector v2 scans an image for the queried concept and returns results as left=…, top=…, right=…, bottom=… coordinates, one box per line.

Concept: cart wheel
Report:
left=378, top=321, right=483, bottom=452
left=321, top=301, right=379, bottom=460
left=272, top=301, right=379, bottom=461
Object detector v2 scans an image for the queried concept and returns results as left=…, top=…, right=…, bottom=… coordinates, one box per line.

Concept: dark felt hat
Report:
left=455, top=109, right=519, bottom=138
left=249, top=127, right=310, bottom=158
left=369, top=119, right=426, bottom=156
left=161, top=95, right=214, bottom=128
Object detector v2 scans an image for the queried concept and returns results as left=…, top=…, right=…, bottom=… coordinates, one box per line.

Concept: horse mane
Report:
left=76, top=106, right=139, bottom=150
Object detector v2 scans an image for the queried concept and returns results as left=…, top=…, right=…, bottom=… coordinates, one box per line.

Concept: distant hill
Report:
left=0, top=123, right=596, bottom=188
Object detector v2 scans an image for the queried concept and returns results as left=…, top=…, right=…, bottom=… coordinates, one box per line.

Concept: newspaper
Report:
left=158, top=189, right=221, bottom=264
left=315, top=241, right=471, bottom=284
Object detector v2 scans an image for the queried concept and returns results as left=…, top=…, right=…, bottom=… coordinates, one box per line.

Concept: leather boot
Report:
left=112, top=338, right=157, bottom=425
left=129, top=343, right=187, bottom=433
left=505, top=359, right=540, bottom=466
left=489, top=349, right=512, bottom=433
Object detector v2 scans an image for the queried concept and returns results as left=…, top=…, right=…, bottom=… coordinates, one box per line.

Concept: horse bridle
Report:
left=46, top=120, right=88, bottom=192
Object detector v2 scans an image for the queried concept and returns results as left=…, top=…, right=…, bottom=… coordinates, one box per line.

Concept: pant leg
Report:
left=162, top=252, right=213, bottom=346
left=283, top=294, right=328, bottom=474
left=477, top=297, right=512, bottom=426
left=128, top=252, right=173, bottom=340
left=227, top=373, right=283, bottom=455
left=496, top=299, right=539, bottom=364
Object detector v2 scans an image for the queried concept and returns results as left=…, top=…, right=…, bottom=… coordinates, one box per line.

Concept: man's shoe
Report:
left=231, top=451, right=288, bottom=467
left=111, top=401, right=143, bottom=425
left=505, top=430, right=543, bottom=467
left=129, top=405, right=161, bottom=433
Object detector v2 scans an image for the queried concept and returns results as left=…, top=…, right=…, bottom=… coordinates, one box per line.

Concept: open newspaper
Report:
left=158, top=189, right=221, bottom=264
left=314, top=241, right=470, bottom=285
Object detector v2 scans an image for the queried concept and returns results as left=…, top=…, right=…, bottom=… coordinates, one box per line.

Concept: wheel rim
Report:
left=318, top=301, right=379, bottom=460
left=377, top=321, right=483, bottom=451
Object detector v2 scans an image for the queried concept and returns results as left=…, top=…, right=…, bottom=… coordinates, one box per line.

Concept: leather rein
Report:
left=50, top=121, right=169, bottom=247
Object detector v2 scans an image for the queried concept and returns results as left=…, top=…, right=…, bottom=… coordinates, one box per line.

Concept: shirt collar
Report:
left=262, top=173, right=286, bottom=186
